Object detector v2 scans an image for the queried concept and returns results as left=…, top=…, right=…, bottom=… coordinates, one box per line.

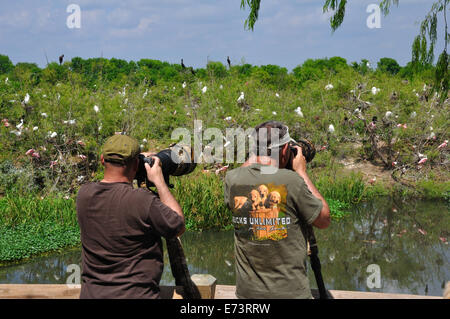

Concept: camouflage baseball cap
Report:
left=102, top=134, right=140, bottom=165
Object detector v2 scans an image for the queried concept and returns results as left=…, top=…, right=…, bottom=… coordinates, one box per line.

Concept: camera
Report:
left=285, top=139, right=316, bottom=170
left=135, top=144, right=196, bottom=188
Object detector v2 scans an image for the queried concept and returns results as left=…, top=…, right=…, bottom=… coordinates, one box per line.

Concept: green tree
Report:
left=11, top=62, right=42, bottom=85
left=0, top=54, right=14, bottom=74
left=206, top=61, right=228, bottom=78
left=377, top=58, right=401, bottom=75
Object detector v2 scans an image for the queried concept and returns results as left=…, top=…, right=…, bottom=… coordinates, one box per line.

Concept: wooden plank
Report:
left=0, top=284, right=81, bottom=299
left=214, top=285, right=237, bottom=299
left=326, top=289, right=442, bottom=299
left=0, top=284, right=442, bottom=299
left=213, top=286, right=442, bottom=299
left=0, top=273, right=217, bottom=300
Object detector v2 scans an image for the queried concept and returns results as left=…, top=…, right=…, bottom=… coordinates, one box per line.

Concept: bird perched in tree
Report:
left=390, top=91, right=398, bottom=101
left=237, top=92, right=250, bottom=111
left=227, top=56, right=231, bottom=68
left=181, top=59, right=196, bottom=75
left=59, top=54, right=64, bottom=65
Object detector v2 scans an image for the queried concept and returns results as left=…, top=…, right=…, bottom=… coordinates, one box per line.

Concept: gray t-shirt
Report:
left=224, top=163, right=323, bottom=299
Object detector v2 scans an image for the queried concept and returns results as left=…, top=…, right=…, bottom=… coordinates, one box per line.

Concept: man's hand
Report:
left=292, top=146, right=307, bottom=174
left=144, top=157, right=165, bottom=186
left=141, top=151, right=156, bottom=157
left=144, top=155, right=185, bottom=236
left=292, top=146, right=331, bottom=229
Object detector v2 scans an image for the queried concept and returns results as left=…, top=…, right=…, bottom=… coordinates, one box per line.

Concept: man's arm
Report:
left=292, top=146, right=331, bottom=229
left=145, top=158, right=185, bottom=236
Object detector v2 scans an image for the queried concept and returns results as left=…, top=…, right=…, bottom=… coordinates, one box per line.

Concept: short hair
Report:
left=104, top=155, right=138, bottom=170
left=250, top=121, right=288, bottom=157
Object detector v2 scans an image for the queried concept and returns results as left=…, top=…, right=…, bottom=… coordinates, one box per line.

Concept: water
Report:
left=0, top=198, right=448, bottom=297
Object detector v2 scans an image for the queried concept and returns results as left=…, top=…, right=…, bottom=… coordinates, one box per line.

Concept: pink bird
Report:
left=438, top=140, right=448, bottom=149
left=215, top=165, right=229, bottom=175
left=418, top=158, right=427, bottom=165
left=26, top=148, right=40, bottom=159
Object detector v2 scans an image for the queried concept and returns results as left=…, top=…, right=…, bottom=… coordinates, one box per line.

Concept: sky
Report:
left=0, top=0, right=446, bottom=71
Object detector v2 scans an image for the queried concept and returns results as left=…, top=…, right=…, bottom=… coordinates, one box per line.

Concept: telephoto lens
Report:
left=286, top=139, right=316, bottom=170
left=135, top=144, right=196, bottom=189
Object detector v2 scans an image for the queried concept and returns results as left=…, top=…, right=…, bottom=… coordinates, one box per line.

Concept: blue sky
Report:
left=0, top=0, right=445, bottom=71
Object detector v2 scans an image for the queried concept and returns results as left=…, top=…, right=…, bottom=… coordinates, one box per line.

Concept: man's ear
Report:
left=281, top=144, right=289, bottom=160
left=100, top=154, right=105, bottom=166
left=281, top=144, right=289, bottom=156
left=279, top=144, right=290, bottom=167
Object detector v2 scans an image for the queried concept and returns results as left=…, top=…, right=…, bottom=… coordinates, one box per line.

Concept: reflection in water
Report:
left=0, top=198, right=448, bottom=297
left=311, top=198, right=449, bottom=297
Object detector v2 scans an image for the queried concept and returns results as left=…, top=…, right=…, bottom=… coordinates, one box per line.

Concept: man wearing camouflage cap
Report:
left=76, top=134, right=185, bottom=299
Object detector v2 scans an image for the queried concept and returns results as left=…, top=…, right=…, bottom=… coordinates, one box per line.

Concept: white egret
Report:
left=294, top=107, right=303, bottom=117
left=237, top=92, right=245, bottom=103
left=371, top=87, right=380, bottom=95
left=328, top=124, right=335, bottom=133
left=23, top=93, right=30, bottom=104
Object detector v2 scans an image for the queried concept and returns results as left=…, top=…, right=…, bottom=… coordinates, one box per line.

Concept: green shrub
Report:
left=0, top=54, right=14, bottom=74
left=377, top=57, right=401, bottom=75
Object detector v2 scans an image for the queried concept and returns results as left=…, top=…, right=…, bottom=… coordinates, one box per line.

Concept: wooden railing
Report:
left=0, top=274, right=443, bottom=299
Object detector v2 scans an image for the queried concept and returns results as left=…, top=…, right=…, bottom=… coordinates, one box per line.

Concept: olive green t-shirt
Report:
left=224, top=163, right=323, bottom=299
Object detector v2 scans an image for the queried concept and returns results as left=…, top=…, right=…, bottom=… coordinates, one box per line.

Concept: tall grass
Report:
left=172, top=172, right=232, bottom=231
left=0, top=194, right=79, bottom=262
left=0, top=193, right=77, bottom=227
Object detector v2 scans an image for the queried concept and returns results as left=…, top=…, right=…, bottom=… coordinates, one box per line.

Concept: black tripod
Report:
left=306, top=226, right=328, bottom=299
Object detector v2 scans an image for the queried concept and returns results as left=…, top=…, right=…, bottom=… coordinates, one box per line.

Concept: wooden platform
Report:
left=0, top=282, right=442, bottom=299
